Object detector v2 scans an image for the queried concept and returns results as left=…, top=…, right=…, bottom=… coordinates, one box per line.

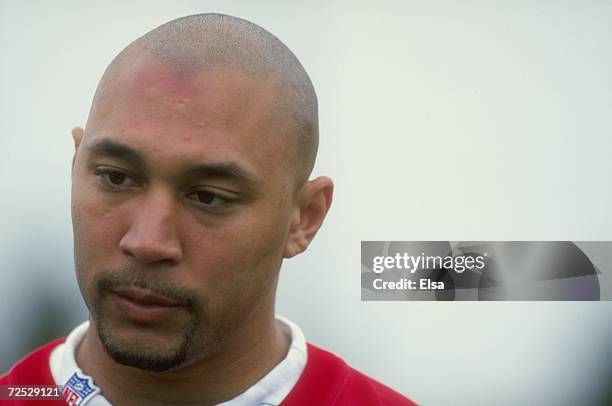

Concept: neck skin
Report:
left=75, top=314, right=291, bottom=405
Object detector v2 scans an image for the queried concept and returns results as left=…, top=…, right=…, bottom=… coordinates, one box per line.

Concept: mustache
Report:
left=96, top=270, right=198, bottom=309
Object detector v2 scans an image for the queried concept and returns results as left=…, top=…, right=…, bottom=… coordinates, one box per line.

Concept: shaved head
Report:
left=88, top=13, right=318, bottom=182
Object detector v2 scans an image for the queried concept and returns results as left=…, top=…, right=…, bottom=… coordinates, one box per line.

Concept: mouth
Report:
left=112, top=286, right=185, bottom=306
left=109, top=286, right=185, bottom=324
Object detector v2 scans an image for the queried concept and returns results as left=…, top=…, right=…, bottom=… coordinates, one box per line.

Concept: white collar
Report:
left=50, top=316, right=307, bottom=406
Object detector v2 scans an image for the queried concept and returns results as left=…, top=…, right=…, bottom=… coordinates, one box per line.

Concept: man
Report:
left=1, top=13, right=415, bottom=405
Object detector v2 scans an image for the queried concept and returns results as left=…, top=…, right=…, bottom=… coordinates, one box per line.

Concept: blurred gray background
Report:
left=1, top=1, right=611, bottom=405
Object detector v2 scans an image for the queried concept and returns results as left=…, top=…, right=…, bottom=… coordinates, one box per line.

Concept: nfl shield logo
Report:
left=62, top=372, right=100, bottom=405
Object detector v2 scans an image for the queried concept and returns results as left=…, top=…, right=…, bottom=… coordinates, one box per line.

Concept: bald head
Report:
left=89, top=13, right=318, bottom=182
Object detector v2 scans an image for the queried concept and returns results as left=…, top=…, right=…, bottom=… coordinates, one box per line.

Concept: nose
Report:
left=119, top=188, right=183, bottom=265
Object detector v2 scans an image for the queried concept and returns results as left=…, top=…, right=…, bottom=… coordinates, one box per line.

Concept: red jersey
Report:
left=1, top=339, right=416, bottom=405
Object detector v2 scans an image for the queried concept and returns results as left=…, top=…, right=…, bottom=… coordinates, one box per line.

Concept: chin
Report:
left=97, top=323, right=191, bottom=372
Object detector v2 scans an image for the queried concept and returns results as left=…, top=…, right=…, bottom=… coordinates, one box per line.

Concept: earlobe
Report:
left=283, top=176, right=334, bottom=258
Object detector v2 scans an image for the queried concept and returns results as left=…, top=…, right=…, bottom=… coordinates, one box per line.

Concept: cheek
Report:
left=179, top=205, right=291, bottom=308
left=181, top=221, right=280, bottom=285
left=71, top=183, right=127, bottom=271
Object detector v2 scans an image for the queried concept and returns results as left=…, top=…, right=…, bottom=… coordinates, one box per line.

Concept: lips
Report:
left=111, top=286, right=184, bottom=307
left=109, top=286, right=185, bottom=324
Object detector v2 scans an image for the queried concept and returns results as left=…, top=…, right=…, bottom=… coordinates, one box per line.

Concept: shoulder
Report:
left=282, top=342, right=417, bottom=406
left=0, top=338, right=66, bottom=385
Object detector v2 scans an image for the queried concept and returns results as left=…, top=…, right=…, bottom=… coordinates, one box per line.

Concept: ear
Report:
left=283, top=176, right=334, bottom=258
left=71, top=127, right=85, bottom=170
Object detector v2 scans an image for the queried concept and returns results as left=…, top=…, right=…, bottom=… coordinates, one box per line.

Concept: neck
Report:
left=76, top=315, right=291, bottom=405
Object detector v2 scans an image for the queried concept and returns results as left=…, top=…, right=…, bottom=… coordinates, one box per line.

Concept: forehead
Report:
left=85, top=58, right=294, bottom=181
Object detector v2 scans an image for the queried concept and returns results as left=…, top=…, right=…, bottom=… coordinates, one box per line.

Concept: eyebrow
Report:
left=86, top=138, right=258, bottom=186
left=88, top=139, right=146, bottom=168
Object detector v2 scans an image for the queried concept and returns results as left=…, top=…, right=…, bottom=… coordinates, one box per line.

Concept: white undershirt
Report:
left=49, top=316, right=307, bottom=406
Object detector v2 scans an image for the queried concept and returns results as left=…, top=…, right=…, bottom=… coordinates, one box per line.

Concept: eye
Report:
left=188, top=189, right=232, bottom=208
left=95, top=168, right=139, bottom=188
